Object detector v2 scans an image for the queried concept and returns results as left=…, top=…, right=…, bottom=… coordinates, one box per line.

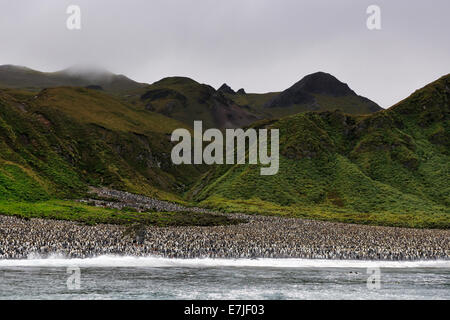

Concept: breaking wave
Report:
left=0, top=255, right=449, bottom=268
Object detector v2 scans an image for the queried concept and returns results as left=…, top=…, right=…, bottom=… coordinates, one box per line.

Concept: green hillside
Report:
left=0, top=86, right=203, bottom=203
left=189, top=74, right=450, bottom=228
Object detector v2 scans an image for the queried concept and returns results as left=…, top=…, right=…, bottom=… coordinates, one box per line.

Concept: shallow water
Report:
left=0, top=256, right=449, bottom=299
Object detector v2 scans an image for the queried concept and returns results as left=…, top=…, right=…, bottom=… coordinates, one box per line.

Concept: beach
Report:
left=0, top=205, right=448, bottom=260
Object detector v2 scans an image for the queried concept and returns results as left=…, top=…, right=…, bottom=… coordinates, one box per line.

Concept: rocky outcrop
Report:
left=218, top=83, right=235, bottom=94
left=265, top=72, right=381, bottom=113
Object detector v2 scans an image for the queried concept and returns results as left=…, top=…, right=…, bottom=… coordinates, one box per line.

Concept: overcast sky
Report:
left=0, top=0, right=449, bottom=107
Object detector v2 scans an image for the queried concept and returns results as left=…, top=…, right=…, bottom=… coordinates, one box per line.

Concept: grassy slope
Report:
left=0, top=87, right=204, bottom=203
left=0, top=86, right=218, bottom=226
left=125, top=77, right=221, bottom=127
left=0, top=200, right=243, bottom=227
left=189, top=75, right=450, bottom=228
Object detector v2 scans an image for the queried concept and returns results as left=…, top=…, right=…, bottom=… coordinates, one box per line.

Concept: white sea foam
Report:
left=0, top=255, right=448, bottom=268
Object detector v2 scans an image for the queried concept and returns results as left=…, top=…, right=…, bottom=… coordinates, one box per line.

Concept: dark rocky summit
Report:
left=265, top=72, right=381, bottom=111
left=294, top=72, right=356, bottom=97
left=218, top=83, right=235, bottom=94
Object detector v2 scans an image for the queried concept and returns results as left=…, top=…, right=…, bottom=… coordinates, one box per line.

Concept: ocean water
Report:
left=0, top=256, right=449, bottom=300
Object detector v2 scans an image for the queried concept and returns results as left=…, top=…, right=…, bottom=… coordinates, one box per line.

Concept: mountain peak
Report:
left=264, top=71, right=375, bottom=110
left=293, top=72, right=356, bottom=97
left=218, top=83, right=235, bottom=94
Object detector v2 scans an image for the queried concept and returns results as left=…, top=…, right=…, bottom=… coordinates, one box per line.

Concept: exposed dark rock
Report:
left=162, top=101, right=177, bottom=116
left=212, top=91, right=232, bottom=106
left=125, top=224, right=147, bottom=244
left=294, top=72, right=356, bottom=96
left=85, top=85, right=104, bottom=91
left=145, top=102, right=154, bottom=111
left=265, top=72, right=377, bottom=109
left=197, top=85, right=216, bottom=104
left=218, top=83, right=235, bottom=94
left=237, top=88, right=246, bottom=94
left=14, top=103, right=27, bottom=112
left=209, top=97, right=260, bottom=129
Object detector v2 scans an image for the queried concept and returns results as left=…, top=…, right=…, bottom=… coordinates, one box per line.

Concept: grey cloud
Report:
left=0, top=0, right=449, bottom=107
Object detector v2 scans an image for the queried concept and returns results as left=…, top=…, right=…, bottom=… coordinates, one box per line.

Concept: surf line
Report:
left=170, top=120, right=279, bottom=175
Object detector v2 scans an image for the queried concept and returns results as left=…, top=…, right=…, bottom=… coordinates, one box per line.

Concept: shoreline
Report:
left=1, top=254, right=449, bottom=268
left=1, top=213, right=448, bottom=261
left=1, top=188, right=449, bottom=261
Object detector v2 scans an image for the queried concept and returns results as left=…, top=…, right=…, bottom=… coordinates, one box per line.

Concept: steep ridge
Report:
left=133, top=73, right=382, bottom=129
left=227, top=72, right=382, bottom=120
left=136, top=77, right=260, bottom=129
